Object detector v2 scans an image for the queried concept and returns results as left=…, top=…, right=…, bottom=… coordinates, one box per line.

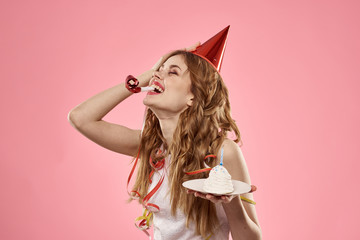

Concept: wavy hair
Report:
left=131, top=50, right=242, bottom=238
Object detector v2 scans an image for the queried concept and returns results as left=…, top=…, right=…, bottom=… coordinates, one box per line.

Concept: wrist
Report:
left=136, top=69, right=154, bottom=87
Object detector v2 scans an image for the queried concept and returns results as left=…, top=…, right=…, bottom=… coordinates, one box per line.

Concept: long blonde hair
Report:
left=131, top=50, right=242, bottom=238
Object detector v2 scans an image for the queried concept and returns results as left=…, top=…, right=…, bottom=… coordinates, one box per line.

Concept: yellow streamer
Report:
left=135, top=208, right=153, bottom=228
left=240, top=196, right=256, bottom=205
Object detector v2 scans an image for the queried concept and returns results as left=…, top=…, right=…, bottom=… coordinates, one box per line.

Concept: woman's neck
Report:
left=157, top=114, right=180, bottom=146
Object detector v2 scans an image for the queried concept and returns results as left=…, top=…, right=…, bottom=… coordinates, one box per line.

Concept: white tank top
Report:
left=147, top=154, right=230, bottom=240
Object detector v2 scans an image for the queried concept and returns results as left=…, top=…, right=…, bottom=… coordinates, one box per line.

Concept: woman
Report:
left=68, top=32, right=261, bottom=240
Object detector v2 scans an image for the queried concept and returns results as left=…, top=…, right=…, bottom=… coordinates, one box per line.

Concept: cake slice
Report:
left=203, top=165, right=234, bottom=195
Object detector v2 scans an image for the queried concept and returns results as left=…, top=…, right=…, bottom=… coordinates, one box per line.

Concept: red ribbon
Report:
left=148, top=152, right=165, bottom=184
left=204, top=154, right=216, bottom=160
left=185, top=154, right=216, bottom=175
left=142, top=173, right=165, bottom=212
left=127, top=151, right=217, bottom=238
left=135, top=208, right=153, bottom=240
left=185, top=167, right=213, bottom=175
left=127, top=146, right=141, bottom=199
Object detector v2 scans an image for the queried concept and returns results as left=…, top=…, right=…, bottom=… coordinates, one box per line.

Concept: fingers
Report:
left=220, top=195, right=232, bottom=203
left=184, top=41, right=201, bottom=52
left=195, top=192, right=207, bottom=198
left=153, top=41, right=201, bottom=70
left=206, top=194, right=232, bottom=204
left=187, top=190, right=233, bottom=204
left=186, top=189, right=206, bottom=198
left=249, top=185, right=257, bottom=193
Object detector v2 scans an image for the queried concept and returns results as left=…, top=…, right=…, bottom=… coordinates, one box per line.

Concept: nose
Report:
left=150, top=70, right=163, bottom=86
left=153, top=70, right=161, bottom=80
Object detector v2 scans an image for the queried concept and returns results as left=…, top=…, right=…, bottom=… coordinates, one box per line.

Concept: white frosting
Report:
left=203, top=165, right=234, bottom=194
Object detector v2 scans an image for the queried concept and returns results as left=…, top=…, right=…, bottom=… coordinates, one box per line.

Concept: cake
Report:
left=203, top=165, right=234, bottom=194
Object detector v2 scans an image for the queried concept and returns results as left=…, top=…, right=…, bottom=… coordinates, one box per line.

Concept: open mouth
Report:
left=149, top=82, right=165, bottom=93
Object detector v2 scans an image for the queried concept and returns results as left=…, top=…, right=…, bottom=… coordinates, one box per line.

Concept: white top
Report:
left=147, top=154, right=230, bottom=240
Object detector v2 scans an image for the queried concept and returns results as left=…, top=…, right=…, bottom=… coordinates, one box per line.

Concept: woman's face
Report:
left=143, top=54, right=194, bottom=116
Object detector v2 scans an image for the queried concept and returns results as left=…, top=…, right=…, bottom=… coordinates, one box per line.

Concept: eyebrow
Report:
left=160, top=64, right=182, bottom=71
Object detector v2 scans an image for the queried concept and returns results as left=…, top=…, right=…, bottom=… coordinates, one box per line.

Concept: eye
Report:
left=169, top=71, right=178, bottom=75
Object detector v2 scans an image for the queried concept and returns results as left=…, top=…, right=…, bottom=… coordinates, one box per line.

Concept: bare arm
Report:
left=186, top=138, right=261, bottom=239
left=67, top=69, right=153, bottom=157
left=221, top=139, right=262, bottom=240
left=68, top=43, right=201, bottom=157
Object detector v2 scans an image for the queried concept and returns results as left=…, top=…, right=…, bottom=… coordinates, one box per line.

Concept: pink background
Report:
left=1, top=0, right=359, bottom=239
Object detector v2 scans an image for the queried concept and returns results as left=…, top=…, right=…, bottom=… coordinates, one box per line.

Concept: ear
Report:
left=187, top=92, right=194, bottom=107
left=186, top=86, right=194, bottom=107
left=187, top=97, right=194, bottom=107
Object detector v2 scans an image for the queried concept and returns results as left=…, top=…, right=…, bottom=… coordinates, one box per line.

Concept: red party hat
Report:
left=191, top=25, right=230, bottom=72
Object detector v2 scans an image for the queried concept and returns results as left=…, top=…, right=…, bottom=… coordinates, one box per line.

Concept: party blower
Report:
left=125, top=75, right=155, bottom=93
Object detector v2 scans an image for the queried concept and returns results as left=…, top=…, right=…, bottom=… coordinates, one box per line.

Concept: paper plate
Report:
left=182, top=179, right=251, bottom=196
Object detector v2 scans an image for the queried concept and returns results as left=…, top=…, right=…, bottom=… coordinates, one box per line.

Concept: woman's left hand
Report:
left=186, top=189, right=235, bottom=203
left=186, top=185, right=257, bottom=204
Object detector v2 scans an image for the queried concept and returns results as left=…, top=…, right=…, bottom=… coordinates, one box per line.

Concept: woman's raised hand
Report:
left=183, top=41, right=201, bottom=52
left=151, top=42, right=201, bottom=71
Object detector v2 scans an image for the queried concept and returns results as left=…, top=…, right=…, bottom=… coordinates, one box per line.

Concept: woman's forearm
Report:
left=68, top=69, right=153, bottom=127
left=222, top=197, right=262, bottom=240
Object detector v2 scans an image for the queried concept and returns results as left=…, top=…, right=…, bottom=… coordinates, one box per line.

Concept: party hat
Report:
left=191, top=25, right=230, bottom=72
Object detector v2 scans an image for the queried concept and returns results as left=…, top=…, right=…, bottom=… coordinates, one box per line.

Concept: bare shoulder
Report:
left=218, top=138, right=251, bottom=184
left=220, top=139, right=260, bottom=227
